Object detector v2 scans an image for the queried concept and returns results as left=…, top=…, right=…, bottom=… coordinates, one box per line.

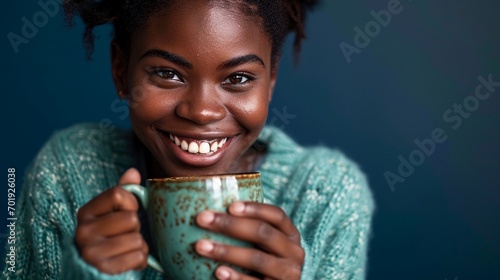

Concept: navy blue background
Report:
left=1, top=0, right=499, bottom=279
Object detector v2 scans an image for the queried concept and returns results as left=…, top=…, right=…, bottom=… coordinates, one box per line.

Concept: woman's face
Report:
left=112, top=1, right=277, bottom=177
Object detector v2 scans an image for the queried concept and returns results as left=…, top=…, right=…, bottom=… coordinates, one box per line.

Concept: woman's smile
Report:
left=167, top=133, right=229, bottom=155
left=156, top=128, right=237, bottom=167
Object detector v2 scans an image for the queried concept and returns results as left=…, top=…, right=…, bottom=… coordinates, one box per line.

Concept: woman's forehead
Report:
left=130, top=1, right=272, bottom=63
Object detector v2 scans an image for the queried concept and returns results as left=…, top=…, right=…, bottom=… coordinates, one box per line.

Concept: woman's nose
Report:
left=175, top=85, right=226, bottom=124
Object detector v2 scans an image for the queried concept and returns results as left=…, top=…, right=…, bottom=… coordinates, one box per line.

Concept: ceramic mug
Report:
left=121, top=172, right=263, bottom=279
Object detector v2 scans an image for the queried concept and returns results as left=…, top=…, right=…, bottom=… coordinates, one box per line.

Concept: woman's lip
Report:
left=159, top=129, right=234, bottom=141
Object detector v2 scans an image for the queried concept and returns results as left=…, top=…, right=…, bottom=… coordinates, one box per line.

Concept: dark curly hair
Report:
left=63, top=0, right=319, bottom=66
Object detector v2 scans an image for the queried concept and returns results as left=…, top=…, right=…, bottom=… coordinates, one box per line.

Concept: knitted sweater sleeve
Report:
left=2, top=127, right=141, bottom=279
left=301, top=149, right=374, bottom=280
left=270, top=147, right=374, bottom=280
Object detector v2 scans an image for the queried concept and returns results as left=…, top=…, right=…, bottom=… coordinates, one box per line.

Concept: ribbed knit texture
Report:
left=2, top=123, right=374, bottom=280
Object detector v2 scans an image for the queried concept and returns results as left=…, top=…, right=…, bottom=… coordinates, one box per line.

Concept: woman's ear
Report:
left=111, top=40, right=127, bottom=99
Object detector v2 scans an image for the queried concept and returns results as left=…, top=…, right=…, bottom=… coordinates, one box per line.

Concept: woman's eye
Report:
left=153, top=69, right=182, bottom=81
left=223, top=74, right=252, bottom=85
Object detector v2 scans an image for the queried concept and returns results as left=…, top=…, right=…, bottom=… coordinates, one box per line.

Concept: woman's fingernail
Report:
left=198, top=240, right=214, bottom=253
left=199, top=211, right=215, bottom=224
left=231, top=202, right=245, bottom=213
left=216, top=268, right=230, bottom=279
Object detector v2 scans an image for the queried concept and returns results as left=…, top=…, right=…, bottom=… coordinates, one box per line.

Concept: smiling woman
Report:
left=2, top=1, right=374, bottom=280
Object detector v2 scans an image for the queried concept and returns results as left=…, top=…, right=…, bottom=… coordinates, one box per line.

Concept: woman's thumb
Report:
left=118, top=167, right=141, bottom=186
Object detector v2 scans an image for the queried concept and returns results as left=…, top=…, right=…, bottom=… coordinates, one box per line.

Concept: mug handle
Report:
left=121, top=184, right=165, bottom=273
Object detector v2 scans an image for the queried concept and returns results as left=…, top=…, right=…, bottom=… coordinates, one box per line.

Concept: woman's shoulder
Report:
left=44, top=122, right=132, bottom=153
left=260, top=126, right=368, bottom=179
left=27, top=122, right=135, bottom=182
left=36, top=122, right=133, bottom=159
left=259, top=126, right=374, bottom=211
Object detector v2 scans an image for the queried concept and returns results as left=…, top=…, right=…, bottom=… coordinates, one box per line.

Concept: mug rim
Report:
left=147, top=172, right=260, bottom=182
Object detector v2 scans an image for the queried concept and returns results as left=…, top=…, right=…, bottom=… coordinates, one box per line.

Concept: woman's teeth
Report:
left=169, top=134, right=228, bottom=154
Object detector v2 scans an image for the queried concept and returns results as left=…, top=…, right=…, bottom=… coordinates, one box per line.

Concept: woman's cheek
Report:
left=126, top=72, right=162, bottom=118
left=128, top=84, right=171, bottom=123
left=235, top=91, right=270, bottom=131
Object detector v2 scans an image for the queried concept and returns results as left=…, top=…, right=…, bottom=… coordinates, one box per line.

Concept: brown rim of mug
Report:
left=147, top=172, right=260, bottom=182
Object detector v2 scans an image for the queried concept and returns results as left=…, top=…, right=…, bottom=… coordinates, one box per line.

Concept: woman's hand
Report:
left=195, top=202, right=304, bottom=280
left=75, top=168, right=149, bottom=274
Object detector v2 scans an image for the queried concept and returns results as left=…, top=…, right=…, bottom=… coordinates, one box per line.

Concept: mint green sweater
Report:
left=3, top=123, right=374, bottom=280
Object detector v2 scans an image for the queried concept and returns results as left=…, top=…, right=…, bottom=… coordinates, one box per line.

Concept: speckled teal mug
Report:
left=121, top=172, right=263, bottom=279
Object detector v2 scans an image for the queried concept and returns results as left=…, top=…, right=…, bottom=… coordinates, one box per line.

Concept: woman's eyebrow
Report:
left=217, top=55, right=265, bottom=71
left=141, top=49, right=193, bottom=69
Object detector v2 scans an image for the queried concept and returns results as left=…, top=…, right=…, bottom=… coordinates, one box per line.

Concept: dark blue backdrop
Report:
left=1, top=0, right=499, bottom=279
